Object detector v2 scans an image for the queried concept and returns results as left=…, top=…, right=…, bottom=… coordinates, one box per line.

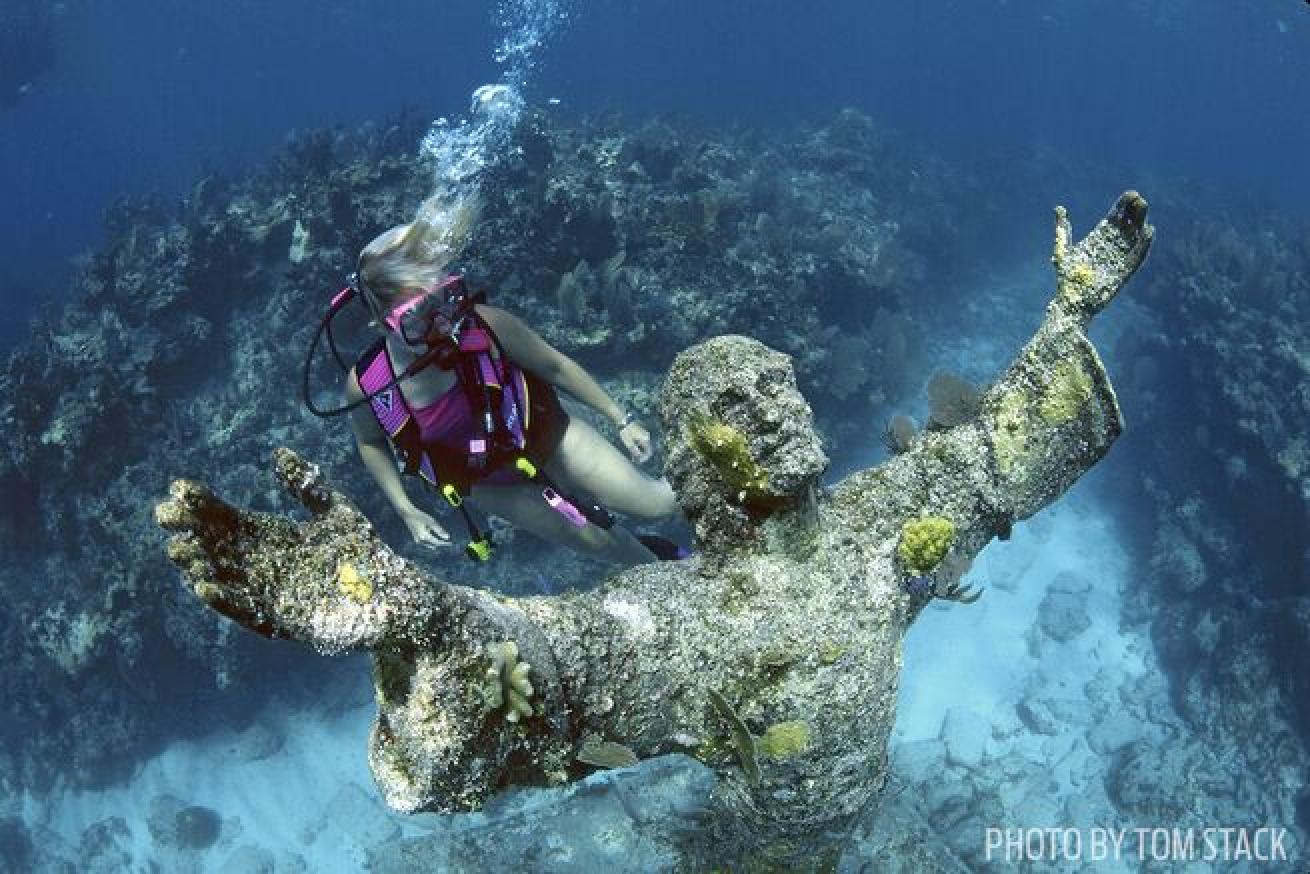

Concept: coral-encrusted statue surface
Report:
left=156, top=193, right=1152, bottom=868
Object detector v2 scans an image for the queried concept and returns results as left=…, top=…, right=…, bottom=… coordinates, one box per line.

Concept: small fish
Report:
left=576, top=736, right=638, bottom=769
left=707, top=690, right=760, bottom=786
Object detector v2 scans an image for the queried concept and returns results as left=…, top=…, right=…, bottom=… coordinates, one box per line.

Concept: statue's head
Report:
left=659, top=335, right=829, bottom=556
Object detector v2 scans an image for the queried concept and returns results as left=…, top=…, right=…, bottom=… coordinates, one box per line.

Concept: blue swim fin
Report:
left=637, top=534, right=691, bottom=561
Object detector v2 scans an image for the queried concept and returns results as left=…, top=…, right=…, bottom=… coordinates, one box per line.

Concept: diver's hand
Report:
left=400, top=507, right=451, bottom=549
left=619, top=422, right=653, bottom=464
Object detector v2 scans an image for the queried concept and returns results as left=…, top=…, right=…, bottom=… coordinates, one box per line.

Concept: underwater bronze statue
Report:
left=157, top=192, right=1152, bottom=869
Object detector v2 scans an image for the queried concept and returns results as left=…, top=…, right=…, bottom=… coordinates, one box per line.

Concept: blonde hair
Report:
left=357, top=193, right=481, bottom=320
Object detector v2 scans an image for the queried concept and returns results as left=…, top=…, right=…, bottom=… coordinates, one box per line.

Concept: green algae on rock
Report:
left=686, top=412, right=772, bottom=505
left=757, top=720, right=812, bottom=760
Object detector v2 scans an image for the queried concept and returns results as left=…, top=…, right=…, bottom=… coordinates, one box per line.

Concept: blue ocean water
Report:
left=5, top=0, right=1308, bottom=348
left=2, top=1, right=1309, bottom=870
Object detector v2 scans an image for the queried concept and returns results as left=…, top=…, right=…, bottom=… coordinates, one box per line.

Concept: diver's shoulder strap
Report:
left=355, top=338, right=431, bottom=480
left=356, top=338, right=411, bottom=436
left=462, top=313, right=531, bottom=451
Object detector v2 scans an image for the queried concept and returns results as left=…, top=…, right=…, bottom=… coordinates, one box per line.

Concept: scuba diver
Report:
left=303, top=198, right=687, bottom=568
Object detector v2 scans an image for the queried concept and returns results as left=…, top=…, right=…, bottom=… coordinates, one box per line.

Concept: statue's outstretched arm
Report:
left=156, top=447, right=599, bottom=809
left=157, top=447, right=521, bottom=652
left=829, top=192, right=1154, bottom=591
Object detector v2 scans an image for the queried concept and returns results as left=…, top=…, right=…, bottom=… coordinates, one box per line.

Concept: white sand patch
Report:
left=894, top=470, right=1145, bottom=747
left=889, top=466, right=1171, bottom=869
left=23, top=684, right=418, bottom=871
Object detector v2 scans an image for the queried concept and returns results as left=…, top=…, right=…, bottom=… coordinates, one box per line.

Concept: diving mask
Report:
left=382, top=273, right=472, bottom=347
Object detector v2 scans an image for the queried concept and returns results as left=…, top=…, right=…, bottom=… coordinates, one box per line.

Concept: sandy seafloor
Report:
left=12, top=469, right=1174, bottom=872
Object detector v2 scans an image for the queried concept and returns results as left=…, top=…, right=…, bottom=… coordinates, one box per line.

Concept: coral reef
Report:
left=155, top=194, right=1151, bottom=867
left=1106, top=202, right=1310, bottom=827
left=0, top=117, right=439, bottom=791
left=482, top=640, right=536, bottom=723
left=463, top=110, right=973, bottom=452
left=0, top=113, right=955, bottom=797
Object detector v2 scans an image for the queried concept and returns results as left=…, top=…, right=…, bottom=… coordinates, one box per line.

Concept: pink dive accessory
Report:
left=330, top=286, right=353, bottom=310
left=382, top=291, right=427, bottom=334
left=382, top=274, right=467, bottom=334
left=542, top=487, right=588, bottom=527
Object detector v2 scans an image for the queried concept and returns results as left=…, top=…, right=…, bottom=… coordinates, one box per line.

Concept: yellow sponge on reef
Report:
left=897, top=516, right=955, bottom=575
left=336, top=562, right=373, bottom=604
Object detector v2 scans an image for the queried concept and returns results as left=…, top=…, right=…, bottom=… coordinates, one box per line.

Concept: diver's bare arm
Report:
left=355, top=438, right=419, bottom=518
left=475, top=303, right=625, bottom=426
left=550, top=359, right=626, bottom=425
left=346, top=372, right=419, bottom=519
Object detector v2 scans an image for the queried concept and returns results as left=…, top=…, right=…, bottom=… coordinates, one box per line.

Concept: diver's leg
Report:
left=542, top=418, right=679, bottom=520
left=468, top=482, right=655, bottom=567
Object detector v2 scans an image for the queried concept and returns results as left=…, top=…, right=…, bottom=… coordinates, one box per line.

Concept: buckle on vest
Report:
left=468, top=437, right=488, bottom=469
left=542, top=487, right=589, bottom=528
left=441, top=484, right=462, bottom=507
left=466, top=537, right=492, bottom=561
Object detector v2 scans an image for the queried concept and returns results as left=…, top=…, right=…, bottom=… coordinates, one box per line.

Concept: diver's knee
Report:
left=630, top=478, right=679, bottom=520
left=573, top=525, right=647, bottom=566
left=654, top=479, right=679, bottom=517
left=569, top=524, right=615, bottom=556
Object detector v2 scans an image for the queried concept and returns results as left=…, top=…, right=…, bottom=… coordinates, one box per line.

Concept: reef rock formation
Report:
left=156, top=193, right=1152, bottom=868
